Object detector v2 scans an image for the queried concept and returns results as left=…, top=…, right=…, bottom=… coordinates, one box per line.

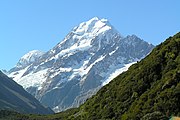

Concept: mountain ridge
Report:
left=1, top=32, right=179, bottom=120
left=71, top=32, right=180, bottom=119
left=0, top=70, right=53, bottom=114
left=8, top=17, right=154, bottom=112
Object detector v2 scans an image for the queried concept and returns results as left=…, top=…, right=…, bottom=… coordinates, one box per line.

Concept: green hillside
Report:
left=1, top=32, right=180, bottom=120
left=77, top=32, right=180, bottom=120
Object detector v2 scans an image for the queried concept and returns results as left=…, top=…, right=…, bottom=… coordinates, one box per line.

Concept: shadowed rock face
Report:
left=8, top=17, right=154, bottom=112
left=0, top=71, right=53, bottom=114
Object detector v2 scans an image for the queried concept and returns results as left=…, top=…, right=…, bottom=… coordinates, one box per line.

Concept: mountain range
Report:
left=8, top=17, right=154, bottom=112
left=1, top=31, right=179, bottom=120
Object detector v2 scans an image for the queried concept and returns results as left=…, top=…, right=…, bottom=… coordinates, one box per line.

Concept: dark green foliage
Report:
left=1, top=32, right=180, bottom=119
left=74, top=32, right=180, bottom=119
left=0, top=108, right=79, bottom=120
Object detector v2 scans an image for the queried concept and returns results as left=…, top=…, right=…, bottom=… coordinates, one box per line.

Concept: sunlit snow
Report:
left=102, top=62, right=136, bottom=86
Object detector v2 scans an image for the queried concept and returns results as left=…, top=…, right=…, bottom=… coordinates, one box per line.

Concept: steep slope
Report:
left=9, top=50, right=44, bottom=74
left=63, top=32, right=180, bottom=119
left=8, top=17, right=154, bottom=112
left=1, top=33, right=179, bottom=120
left=0, top=71, right=53, bottom=114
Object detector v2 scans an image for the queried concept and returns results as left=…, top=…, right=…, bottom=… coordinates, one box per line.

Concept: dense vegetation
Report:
left=75, top=32, right=180, bottom=119
left=79, top=32, right=180, bottom=120
left=0, top=32, right=180, bottom=119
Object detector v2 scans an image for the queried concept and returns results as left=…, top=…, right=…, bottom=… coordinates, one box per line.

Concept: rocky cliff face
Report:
left=8, top=17, right=154, bottom=112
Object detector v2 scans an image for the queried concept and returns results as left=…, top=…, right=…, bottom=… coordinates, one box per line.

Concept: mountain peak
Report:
left=16, top=50, right=44, bottom=68
left=52, top=17, right=120, bottom=58
left=72, top=17, right=112, bottom=36
left=88, top=16, right=100, bottom=22
left=21, top=50, right=44, bottom=59
left=8, top=17, right=154, bottom=112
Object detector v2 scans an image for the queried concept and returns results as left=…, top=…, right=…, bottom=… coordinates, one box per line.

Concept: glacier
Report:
left=8, top=17, right=154, bottom=112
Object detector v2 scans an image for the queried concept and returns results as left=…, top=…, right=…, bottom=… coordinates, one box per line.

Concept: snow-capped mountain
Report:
left=9, top=50, right=44, bottom=73
left=8, top=17, right=154, bottom=112
left=17, top=50, right=44, bottom=68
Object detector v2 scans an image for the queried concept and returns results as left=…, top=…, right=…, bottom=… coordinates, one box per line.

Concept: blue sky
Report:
left=0, top=0, right=180, bottom=70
